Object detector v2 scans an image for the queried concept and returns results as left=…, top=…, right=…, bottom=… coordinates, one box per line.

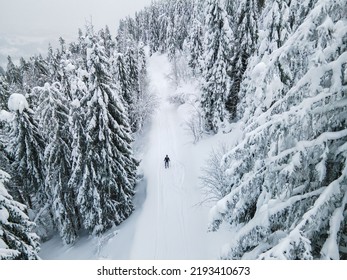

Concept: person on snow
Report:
left=164, top=155, right=170, bottom=168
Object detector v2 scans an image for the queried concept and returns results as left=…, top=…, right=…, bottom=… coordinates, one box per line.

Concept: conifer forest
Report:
left=0, top=0, right=346, bottom=260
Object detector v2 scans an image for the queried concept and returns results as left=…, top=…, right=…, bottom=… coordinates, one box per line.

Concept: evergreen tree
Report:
left=0, top=76, right=10, bottom=110
left=77, top=30, right=138, bottom=235
left=99, top=26, right=116, bottom=58
left=263, top=0, right=291, bottom=52
left=172, top=0, right=191, bottom=51
left=0, top=169, right=40, bottom=260
left=6, top=94, right=46, bottom=211
left=36, top=82, right=79, bottom=244
left=200, top=0, right=233, bottom=133
left=209, top=0, right=347, bottom=260
left=187, top=17, right=204, bottom=75
left=225, top=0, right=259, bottom=119
left=137, top=42, right=148, bottom=96
left=133, top=42, right=157, bottom=132
left=29, top=55, right=49, bottom=88
left=5, top=56, right=23, bottom=90
left=114, top=53, right=131, bottom=109
left=166, top=16, right=176, bottom=60
left=124, top=42, right=141, bottom=131
left=148, top=2, right=161, bottom=55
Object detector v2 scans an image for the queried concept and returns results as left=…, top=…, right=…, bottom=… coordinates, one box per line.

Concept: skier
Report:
left=164, top=155, right=170, bottom=168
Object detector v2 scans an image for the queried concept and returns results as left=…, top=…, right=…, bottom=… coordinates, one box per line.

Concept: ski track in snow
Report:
left=39, top=53, right=231, bottom=260
left=129, top=53, right=191, bottom=259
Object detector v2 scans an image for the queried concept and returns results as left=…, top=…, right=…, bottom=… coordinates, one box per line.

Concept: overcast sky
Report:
left=0, top=0, right=153, bottom=68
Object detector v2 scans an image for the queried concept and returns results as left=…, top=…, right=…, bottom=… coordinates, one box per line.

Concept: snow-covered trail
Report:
left=127, top=53, right=232, bottom=259
left=39, top=53, right=231, bottom=260
left=129, top=55, right=191, bottom=259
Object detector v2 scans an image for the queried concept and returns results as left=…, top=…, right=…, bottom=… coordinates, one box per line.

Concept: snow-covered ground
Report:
left=39, top=53, right=241, bottom=260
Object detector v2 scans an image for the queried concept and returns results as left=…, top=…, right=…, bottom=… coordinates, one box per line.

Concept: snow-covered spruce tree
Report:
left=200, top=0, right=233, bottom=133
left=132, top=42, right=157, bottom=132
left=35, top=82, right=79, bottom=244
left=6, top=94, right=46, bottom=211
left=77, top=30, right=138, bottom=235
left=0, top=76, right=10, bottom=110
left=114, top=53, right=132, bottom=107
left=68, top=97, right=86, bottom=237
left=168, top=0, right=192, bottom=57
left=26, top=55, right=49, bottom=89
left=137, top=42, right=148, bottom=97
left=69, top=28, right=88, bottom=70
left=148, top=2, right=161, bottom=55
left=209, top=0, right=347, bottom=260
left=5, top=56, right=23, bottom=91
left=124, top=42, right=141, bottom=131
left=260, top=0, right=291, bottom=53
left=187, top=16, right=204, bottom=76
left=134, top=9, right=151, bottom=44
left=166, top=16, right=176, bottom=61
left=20, top=55, right=50, bottom=110
left=0, top=170, right=40, bottom=260
left=225, top=0, right=259, bottom=120
left=99, top=26, right=116, bottom=58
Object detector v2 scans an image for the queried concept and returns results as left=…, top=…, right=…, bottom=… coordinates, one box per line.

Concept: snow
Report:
left=39, top=52, right=235, bottom=260
left=64, top=63, right=75, bottom=72
left=0, top=207, right=9, bottom=224
left=71, top=99, right=80, bottom=108
left=0, top=110, right=13, bottom=122
left=7, top=93, right=29, bottom=113
left=252, top=62, right=267, bottom=79
left=0, top=238, right=8, bottom=249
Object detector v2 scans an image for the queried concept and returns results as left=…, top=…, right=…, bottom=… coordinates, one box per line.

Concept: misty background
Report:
left=0, top=0, right=153, bottom=68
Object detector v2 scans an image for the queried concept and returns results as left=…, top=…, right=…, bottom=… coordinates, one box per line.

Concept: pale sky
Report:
left=0, top=0, right=153, bottom=68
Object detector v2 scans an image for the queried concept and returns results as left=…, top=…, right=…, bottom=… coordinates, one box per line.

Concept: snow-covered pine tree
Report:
left=135, top=9, right=151, bottom=44
left=5, top=56, right=23, bottom=91
left=3, top=93, right=53, bottom=240
left=236, top=0, right=292, bottom=120
left=168, top=0, right=192, bottom=56
left=148, top=2, right=161, bottom=55
left=46, top=45, right=60, bottom=82
left=114, top=53, right=132, bottom=108
left=46, top=38, right=76, bottom=101
left=68, top=96, right=86, bottom=237
left=0, top=169, right=40, bottom=260
left=132, top=42, right=157, bottom=132
left=124, top=42, right=141, bottom=131
left=225, top=0, right=259, bottom=120
left=69, top=28, right=88, bottom=69
left=261, top=0, right=291, bottom=52
left=28, top=55, right=49, bottom=88
left=187, top=16, right=204, bottom=76
left=0, top=76, right=10, bottom=110
left=200, top=0, right=233, bottom=133
left=19, top=57, right=31, bottom=95
left=35, top=82, right=79, bottom=244
left=166, top=15, right=176, bottom=61
left=77, top=29, right=138, bottom=235
left=21, top=55, right=49, bottom=109
left=6, top=56, right=23, bottom=89
left=209, top=0, right=347, bottom=260
left=6, top=94, right=46, bottom=211
left=137, top=42, right=148, bottom=96
left=99, top=26, right=116, bottom=58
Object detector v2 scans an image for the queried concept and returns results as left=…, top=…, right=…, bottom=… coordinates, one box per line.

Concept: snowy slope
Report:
left=39, top=52, right=236, bottom=260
